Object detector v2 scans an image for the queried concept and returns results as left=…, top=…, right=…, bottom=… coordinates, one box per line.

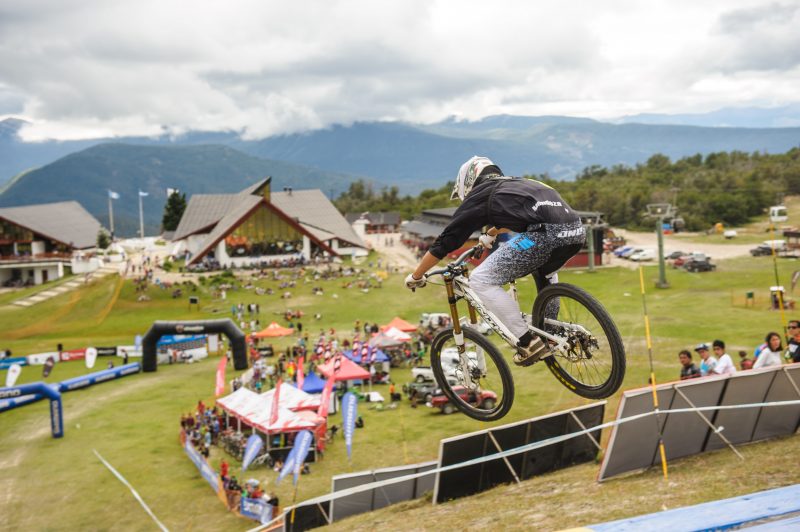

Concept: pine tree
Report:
left=162, top=191, right=187, bottom=231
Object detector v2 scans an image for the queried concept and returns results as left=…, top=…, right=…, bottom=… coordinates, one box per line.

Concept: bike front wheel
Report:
left=532, top=283, right=626, bottom=399
left=430, top=326, right=514, bottom=421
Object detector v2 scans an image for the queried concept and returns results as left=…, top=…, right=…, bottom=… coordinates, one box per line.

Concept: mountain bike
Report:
left=422, top=244, right=626, bottom=421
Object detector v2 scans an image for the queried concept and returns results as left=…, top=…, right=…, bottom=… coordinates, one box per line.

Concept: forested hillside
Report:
left=335, top=148, right=800, bottom=230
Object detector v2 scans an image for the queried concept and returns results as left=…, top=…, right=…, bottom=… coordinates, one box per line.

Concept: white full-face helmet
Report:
left=451, top=156, right=502, bottom=201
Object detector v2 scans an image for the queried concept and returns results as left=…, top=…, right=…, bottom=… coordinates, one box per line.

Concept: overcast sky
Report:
left=1, top=0, right=799, bottom=140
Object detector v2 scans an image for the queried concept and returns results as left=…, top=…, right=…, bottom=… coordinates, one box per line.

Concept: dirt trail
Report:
left=363, top=233, right=418, bottom=270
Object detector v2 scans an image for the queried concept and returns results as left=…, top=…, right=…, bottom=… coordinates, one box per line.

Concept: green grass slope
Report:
left=0, top=233, right=798, bottom=529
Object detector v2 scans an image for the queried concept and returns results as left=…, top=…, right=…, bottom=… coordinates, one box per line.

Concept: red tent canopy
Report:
left=381, top=317, right=418, bottom=332
left=317, top=356, right=371, bottom=381
left=252, top=322, right=294, bottom=338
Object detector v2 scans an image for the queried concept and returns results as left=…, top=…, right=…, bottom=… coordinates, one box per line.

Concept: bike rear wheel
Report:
left=532, top=283, right=625, bottom=399
left=430, top=326, right=514, bottom=421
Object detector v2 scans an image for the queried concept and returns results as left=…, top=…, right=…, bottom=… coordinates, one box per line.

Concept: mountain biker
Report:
left=404, top=156, right=585, bottom=366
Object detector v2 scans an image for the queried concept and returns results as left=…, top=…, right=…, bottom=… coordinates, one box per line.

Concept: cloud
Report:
left=0, top=0, right=798, bottom=140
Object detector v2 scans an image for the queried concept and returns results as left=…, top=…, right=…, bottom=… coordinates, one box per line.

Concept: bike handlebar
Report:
left=425, top=244, right=485, bottom=279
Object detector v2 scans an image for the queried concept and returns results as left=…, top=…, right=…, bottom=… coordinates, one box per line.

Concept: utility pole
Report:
left=646, top=203, right=675, bottom=289
left=583, top=213, right=603, bottom=273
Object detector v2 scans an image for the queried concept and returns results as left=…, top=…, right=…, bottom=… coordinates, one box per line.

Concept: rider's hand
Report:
left=479, top=233, right=496, bottom=249
left=405, top=273, right=427, bottom=290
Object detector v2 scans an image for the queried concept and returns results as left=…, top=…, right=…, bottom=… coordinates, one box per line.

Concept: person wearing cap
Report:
left=404, top=156, right=584, bottom=367
left=711, top=339, right=737, bottom=375
left=695, top=343, right=717, bottom=376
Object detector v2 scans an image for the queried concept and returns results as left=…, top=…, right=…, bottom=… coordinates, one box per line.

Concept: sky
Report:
left=1, top=0, right=799, bottom=140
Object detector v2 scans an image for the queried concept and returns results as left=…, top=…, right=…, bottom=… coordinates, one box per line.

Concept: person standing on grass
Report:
left=711, top=339, right=737, bottom=375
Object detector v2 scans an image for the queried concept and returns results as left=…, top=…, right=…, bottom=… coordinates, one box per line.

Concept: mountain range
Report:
left=0, top=143, right=361, bottom=236
left=1, top=106, right=799, bottom=235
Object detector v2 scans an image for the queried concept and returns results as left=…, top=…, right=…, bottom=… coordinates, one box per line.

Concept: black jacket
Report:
left=428, top=178, right=579, bottom=259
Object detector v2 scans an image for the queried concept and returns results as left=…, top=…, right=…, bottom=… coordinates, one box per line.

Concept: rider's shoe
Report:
left=513, top=336, right=550, bottom=367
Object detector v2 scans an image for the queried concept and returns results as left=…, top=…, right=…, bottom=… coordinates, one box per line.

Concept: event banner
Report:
left=317, top=376, right=335, bottom=419
left=26, top=352, right=59, bottom=365
left=183, top=439, right=221, bottom=494
left=95, top=346, right=118, bottom=357
left=59, top=349, right=85, bottom=362
left=342, top=392, right=358, bottom=460
left=85, top=347, right=98, bottom=369
left=215, top=357, right=227, bottom=397
left=42, top=357, right=56, bottom=378
left=241, top=434, right=263, bottom=472
left=240, top=497, right=273, bottom=524
left=291, top=430, right=314, bottom=485
left=5, top=363, right=22, bottom=387
left=0, top=357, right=28, bottom=370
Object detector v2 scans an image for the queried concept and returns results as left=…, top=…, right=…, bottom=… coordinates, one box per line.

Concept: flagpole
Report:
left=108, top=194, right=115, bottom=238
left=138, top=192, right=144, bottom=239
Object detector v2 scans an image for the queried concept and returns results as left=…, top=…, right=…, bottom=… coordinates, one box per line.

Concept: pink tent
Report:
left=216, top=388, right=321, bottom=434
left=262, top=381, right=320, bottom=411
left=317, top=357, right=371, bottom=381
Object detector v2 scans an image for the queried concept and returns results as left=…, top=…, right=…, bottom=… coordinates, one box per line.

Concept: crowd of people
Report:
left=678, top=329, right=796, bottom=380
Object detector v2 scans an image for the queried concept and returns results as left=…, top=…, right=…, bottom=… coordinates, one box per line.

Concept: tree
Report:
left=162, top=191, right=187, bottom=231
left=97, top=229, right=111, bottom=250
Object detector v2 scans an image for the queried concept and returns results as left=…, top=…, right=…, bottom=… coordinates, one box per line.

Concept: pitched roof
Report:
left=0, top=201, right=102, bottom=249
left=271, top=189, right=364, bottom=247
left=172, top=194, right=241, bottom=241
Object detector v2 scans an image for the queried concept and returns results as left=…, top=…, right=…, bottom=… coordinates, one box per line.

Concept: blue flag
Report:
left=241, top=434, right=263, bottom=472
left=291, top=430, right=314, bottom=485
left=341, top=392, right=358, bottom=460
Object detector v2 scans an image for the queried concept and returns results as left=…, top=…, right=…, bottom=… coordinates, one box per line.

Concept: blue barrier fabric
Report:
left=0, top=357, right=28, bottom=370
left=589, top=483, right=800, bottom=531
left=183, top=440, right=221, bottom=494
left=0, top=382, right=63, bottom=437
left=57, top=363, right=141, bottom=392
left=240, top=497, right=273, bottom=524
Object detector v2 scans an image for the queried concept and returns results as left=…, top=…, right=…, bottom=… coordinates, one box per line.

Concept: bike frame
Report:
left=429, top=246, right=574, bottom=356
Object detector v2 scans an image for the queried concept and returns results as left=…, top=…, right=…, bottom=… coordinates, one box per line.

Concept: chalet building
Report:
left=345, top=211, right=401, bottom=235
left=0, top=201, right=102, bottom=286
left=172, top=178, right=367, bottom=268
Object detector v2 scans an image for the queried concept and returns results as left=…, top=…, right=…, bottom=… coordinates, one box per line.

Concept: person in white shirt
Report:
left=753, top=332, right=784, bottom=369
left=711, top=339, right=737, bottom=375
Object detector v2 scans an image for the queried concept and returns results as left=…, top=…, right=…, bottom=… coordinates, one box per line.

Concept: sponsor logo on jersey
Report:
left=532, top=200, right=563, bottom=212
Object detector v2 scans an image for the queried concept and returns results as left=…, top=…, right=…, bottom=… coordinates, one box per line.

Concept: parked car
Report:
left=620, top=247, right=644, bottom=259
left=751, top=240, right=786, bottom=257
left=402, top=379, right=455, bottom=403
left=666, top=250, right=686, bottom=260
left=673, top=252, right=708, bottom=268
left=411, top=348, right=480, bottom=382
left=613, top=245, right=633, bottom=258
left=429, top=386, right=498, bottom=414
left=419, top=312, right=451, bottom=329
left=630, top=249, right=656, bottom=262
left=684, top=254, right=716, bottom=272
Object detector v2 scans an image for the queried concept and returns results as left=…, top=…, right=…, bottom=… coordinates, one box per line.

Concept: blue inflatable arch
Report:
left=0, top=382, right=63, bottom=438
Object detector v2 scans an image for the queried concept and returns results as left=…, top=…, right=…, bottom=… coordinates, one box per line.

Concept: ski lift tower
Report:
left=646, top=203, right=676, bottom=289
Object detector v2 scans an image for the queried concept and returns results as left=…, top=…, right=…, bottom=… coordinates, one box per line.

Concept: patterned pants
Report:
left=470, top=221, right=585, bottom=340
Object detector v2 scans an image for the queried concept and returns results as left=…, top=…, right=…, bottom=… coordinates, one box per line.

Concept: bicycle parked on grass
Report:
left=421, top=243, right=626, bottom=421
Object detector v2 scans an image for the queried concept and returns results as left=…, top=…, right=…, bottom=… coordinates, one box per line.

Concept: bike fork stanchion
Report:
left=444, top=275, right=464, bottom=351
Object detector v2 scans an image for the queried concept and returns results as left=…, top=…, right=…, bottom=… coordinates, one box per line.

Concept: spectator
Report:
left=739, top=350, right=754, bottom=370
left=678, top=350, right=701, bottom=380
left=711, top=340, right=737, bottom=375
left=753, top=332, right=783, bottom=369
left=787, top=320, right=800, bottom=363
left=695, top=343, right=717, bottom=376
